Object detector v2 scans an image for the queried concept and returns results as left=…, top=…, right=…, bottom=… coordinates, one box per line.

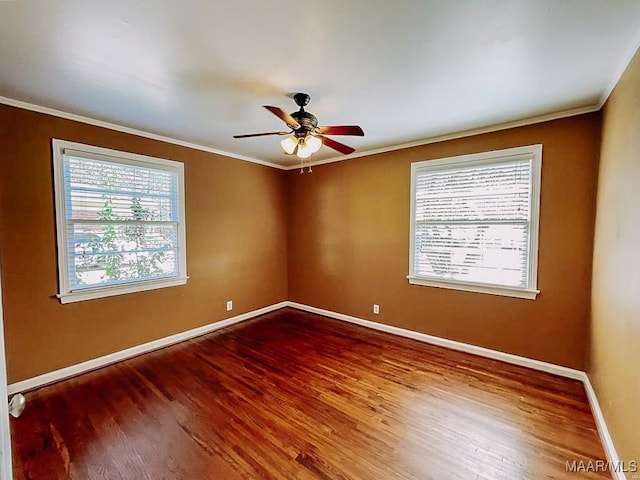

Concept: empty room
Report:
left=0, top=1, right=639, bottom=479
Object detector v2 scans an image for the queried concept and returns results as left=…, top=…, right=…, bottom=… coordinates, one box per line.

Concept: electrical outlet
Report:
left=373, top=304, right=380, bottom=314
left=226, top=300, right=233, bottom=311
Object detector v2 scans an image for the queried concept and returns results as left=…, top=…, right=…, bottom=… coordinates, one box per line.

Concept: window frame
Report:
left=408, top=144, right=542, bottom=300
left=52, top=139, right=188, bottom=304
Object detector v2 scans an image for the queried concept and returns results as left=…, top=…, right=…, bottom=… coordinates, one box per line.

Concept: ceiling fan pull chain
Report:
left=300, top=155, right=304, bottom=174
left=308, top=158, right=312, bottom=173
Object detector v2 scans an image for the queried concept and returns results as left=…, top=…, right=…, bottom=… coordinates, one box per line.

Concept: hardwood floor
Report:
left=11, top=308, right=608, bottom=479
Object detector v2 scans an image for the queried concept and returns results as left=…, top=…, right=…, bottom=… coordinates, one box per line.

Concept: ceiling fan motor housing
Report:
left=291, top=110, right=318, bottom=137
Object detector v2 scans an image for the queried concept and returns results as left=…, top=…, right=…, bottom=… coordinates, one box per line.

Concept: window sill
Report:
left=57, top=276, right=189, bottom=304
left=406, top=276, right=539, bottom=300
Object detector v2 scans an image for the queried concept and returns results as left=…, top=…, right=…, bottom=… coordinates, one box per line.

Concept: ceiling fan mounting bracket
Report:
left=290, top=93, right=315, bottom=136
left=293, top=92, right=311, bottom=108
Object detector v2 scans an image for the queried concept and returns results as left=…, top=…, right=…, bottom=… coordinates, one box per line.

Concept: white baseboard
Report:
left=581, top=373, right=626, bottom=480
left=285, top=301, right=625, bottom=478
left=285, top=301, right=584, bottom=380
left=8, top=299, right=623, bottom=479
left=7, top=301, right=287, bottom=395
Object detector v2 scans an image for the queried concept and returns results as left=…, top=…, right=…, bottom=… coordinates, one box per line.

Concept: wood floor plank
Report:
left=11, top=308, right=609, bottom=479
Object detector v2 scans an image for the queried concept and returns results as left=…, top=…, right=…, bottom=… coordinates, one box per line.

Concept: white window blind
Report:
left=53, top=140, right=187, bottom=303
left=409, top=145, right=541, bottom=299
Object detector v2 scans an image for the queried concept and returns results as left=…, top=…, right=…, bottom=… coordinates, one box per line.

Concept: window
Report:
left=408, top=145, right=542, bottom=299
left=52, top=140, right=187, bottom=304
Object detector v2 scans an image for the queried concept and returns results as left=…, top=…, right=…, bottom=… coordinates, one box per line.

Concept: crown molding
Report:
left=0, top=96, right=287, bottom=170
left=598, top=29, right=640, bottom=109
left=0, top=95, right=602, bottom=172
left=285, top=103, right=601, bottom=170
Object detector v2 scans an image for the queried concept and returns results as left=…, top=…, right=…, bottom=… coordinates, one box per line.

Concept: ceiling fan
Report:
left=233, top=93, right=364, bottom=165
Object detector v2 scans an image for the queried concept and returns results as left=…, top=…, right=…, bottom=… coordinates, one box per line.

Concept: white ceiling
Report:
left=1, top=1, right=640, bottom=168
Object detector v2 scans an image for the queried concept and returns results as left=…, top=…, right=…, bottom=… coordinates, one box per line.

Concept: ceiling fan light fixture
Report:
left=296, top=142, right=313, bottom=158
left=305, top=135, right=322, bottom=154
left=280, top=135, right=298, bottom=155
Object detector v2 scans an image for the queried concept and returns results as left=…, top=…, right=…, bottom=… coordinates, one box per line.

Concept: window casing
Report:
left=52, top=139, right=187, bottom=304
left=408, top=145, right=542, bottom=299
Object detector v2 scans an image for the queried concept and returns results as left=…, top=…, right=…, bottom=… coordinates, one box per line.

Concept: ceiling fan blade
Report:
left=315, top=125, right=364, bottom=136
left=263, top=106, right=301, bottom=129
left=321, top=136, right=355, bottom=155
left=233, top=131, right=288, bottom=138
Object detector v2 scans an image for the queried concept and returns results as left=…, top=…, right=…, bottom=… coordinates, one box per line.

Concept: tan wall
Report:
left=590, top=48, right=640, bottom=465
left=0, top=103, right=603, bottom=382
left=288, top=114, right=601, bottom=370
left=0, top=105, right=288, bottom=383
